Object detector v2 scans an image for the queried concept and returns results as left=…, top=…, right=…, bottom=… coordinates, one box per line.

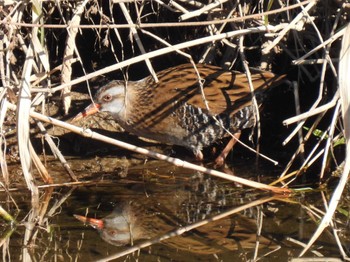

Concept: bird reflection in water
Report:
left=74, top=201, right=149, bottom=246
left=74, top=200, right=279, bottom=254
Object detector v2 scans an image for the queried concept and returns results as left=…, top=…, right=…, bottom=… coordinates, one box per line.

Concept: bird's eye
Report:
left=103, top=94, right=112, bottom=102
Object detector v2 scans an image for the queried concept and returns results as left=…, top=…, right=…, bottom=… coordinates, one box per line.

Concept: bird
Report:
left=74, top=199, right=280, bottom=251
left=73, top=63, right=286, bottom=166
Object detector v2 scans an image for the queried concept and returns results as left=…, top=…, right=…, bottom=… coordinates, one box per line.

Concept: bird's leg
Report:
left=215, top=132, right=241, bottom=167
left=193, top=150, right=204, bottom=161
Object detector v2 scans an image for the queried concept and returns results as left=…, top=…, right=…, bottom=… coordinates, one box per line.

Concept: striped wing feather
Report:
left=150, top=64, right=284, bottom=117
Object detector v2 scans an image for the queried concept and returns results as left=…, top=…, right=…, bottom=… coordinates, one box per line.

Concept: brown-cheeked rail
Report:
left=73, top=63, right=286, bottom=166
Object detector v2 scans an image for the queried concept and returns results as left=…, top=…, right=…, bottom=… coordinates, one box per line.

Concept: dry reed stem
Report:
left=35, top=120, right=78, bottom=181
left=1, top=1, right=311, bottom=29
left=280, top=112, right=326, bottom=180
left=283, top=91, right=339, bottom=126
left=167, top=0, right=188, bottom=13
left=292, top=82, right=304, bottom=159
left=262, top=0, right=317, bottom=55
left=45, top=187, right=75, bottom=217
left=17, top=44, right=39, bottom=201
left=292, top=26, right=346, bottom=64
left=21, top=188, right=74, bottom=255
left=29, top=140, right=52, bottom=184
left=299, top=22, right=350, bottom=259
left=61, top=0, right=89, bottom=114
left=292, top=126, right=328, bottom=175
left=0, top=180, right=105, bottom=191
left=199, top=4, right=239, bottom=65
left=252, top=205, right=264, bottom=260
left=118, top=2, right=157, bottom=81
left=31, top=29, right=50, bottom=72
left=280, top=15, right=345, bottom=184
left=6, top=102, right=291, bottom=194
left=30, top=59, right=79, bottom=93
left=286, top=237, right=324, bottom=257
left=0, top=226, right=16, bottom=256
left=320, top=191, right=348, bottom=258
left=239, top=35, right=261, bottom=159
left=293, top=58, right=339, bottom=65
left=49, top=24, right=288, bottom=94
left=107, top=2, right=125, bottom=63
left=319, top=102, right=341, bottom=179
left=0, top=99, right=9, bottom=185
left=180, top=0, right=229, bottom=21
left=36, top=187, right=54, bottom=225
left=283, top=22, right=344, bottom=145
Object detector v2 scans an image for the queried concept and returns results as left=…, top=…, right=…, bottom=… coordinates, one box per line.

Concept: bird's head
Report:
left=72, top=81, right=126, bottom=122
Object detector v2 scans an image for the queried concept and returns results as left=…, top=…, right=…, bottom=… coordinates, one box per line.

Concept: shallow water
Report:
left=0, top=157, right=348, bottom=261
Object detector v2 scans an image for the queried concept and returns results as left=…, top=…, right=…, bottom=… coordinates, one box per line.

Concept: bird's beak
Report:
left=74, top=214, right=104, bottom=229
left=71, top=103, right=101, bottom=122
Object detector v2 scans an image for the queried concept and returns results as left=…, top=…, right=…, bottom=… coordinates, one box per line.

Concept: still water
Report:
left=0, top=157, right=348, bottom=261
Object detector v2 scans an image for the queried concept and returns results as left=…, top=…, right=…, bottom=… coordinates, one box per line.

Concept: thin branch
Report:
left=6, top=102, right=291, bottom=194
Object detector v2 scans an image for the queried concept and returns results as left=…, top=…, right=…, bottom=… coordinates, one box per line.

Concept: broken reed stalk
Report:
left=60, top=0, right=89, bottom=114
left=6, top=102, right=291, bottom=195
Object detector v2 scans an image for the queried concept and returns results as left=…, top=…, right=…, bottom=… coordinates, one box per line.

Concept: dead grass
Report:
left=0, top=0, right=349, bottom=259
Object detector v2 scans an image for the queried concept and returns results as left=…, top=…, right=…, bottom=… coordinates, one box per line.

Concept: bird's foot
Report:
left=194, top=151, right=203, bottom=161
left=214, top=132, right=241, bottom=168
left=214, top=155, right=225, bottom=168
